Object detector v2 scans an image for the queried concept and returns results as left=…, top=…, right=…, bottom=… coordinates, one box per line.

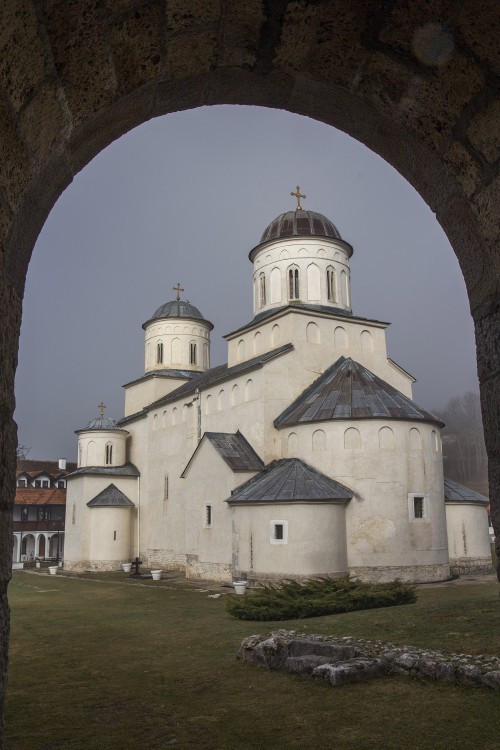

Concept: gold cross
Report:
left=97, top=401, right=106, bottom=416
left=290, top=185, right=306, bottom=210
left=173, top=283, right=184, bottom=301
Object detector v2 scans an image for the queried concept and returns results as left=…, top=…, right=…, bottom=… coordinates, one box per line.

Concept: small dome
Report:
left=85, top=416, right=119, bottom=430
left=260, top=210, right=342, bottom=243
left=151, top=300, right=206, bottom=322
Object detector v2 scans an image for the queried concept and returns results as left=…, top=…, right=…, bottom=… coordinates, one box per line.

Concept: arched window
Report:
left=312, top=429, right=326, bottom=451
left=237, top=339, right=245, bottom=362
left=271, top=324, right=280, bottom=346
left=270, top=267, right=281, bottom=303
left=287, top=432, right=298, bottom=456
left=306, top=321, right=320, bottom=344
left=378, top=426, right=394, bottom=450
left=259, top=273, right=266, bottom=307
left=105, top=442, right=113, bottom=465
left=344, top=427, right=361, bottom=449
left=205, top=394, right=212, bottom=415
left=189, top=341, right=197, bottom=365
left=231, top=384, right=239, bottom=406
left=218, top=390, right=226, bottom=410
left=172, top=407, right=178, bottom=425
left=409, top=427, right=422, bottom=449
left=341, top=269, right=350, bottom=306
left=334, top=326, right=347, bottom=348
left=361, top=330, right=373, bottom=351
left=288, top=266, right=300, bottom=300
left=327, top=266, right=336, bottom=302
left=171, top=337, right=181, bottom=363
left=245, top=379, right=254, bottom=401
left=253, top=331, right=262, bottom=354
left=203, top=343, right=209, bottom=368
left=157, top=341, right=163, bottom=364
left=432, top=429, right=440, bottom=452
left=307, top=263, right=320, bottom=300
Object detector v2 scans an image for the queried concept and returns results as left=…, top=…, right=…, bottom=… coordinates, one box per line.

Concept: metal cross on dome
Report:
left=173, top=283, right=184, bottom=301
left=291, top=185, right=306, bottom=210
left=97, top=401, right=107, bottom=416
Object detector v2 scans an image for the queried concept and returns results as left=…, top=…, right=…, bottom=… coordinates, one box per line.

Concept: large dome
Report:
left=84, top=416, right=120, bottom=430
left=260, top=210, right=342, bottom=243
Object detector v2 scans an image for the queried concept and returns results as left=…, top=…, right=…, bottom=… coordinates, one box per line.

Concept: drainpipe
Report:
left=195, top=388, right=201, bottom=443
left=136, top=475, right=141, bottom=558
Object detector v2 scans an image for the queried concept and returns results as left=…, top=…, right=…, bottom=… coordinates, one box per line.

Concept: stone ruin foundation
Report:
left=237, top=631, right=500, bottom=690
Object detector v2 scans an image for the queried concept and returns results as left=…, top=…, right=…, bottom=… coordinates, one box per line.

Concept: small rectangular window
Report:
left=35, top=480, right=41, bottom=488
left=42, top=480, right=49, bottom=488
left=113, top=530, right=117, bottom=541
left=205, top=504, right=212, bottom=527
left=408, top=493, right=429, bottom=521
left=414, top=497, right=424, bottom=519
left=57, top=480, right=65, bottom=488
left=270, top=520, right=288, bottom=544
left=17, top=478, right=27, bottom=487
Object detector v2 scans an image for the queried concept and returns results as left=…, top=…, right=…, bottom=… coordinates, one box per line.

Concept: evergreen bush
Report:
left=226, top=576, right=417, bottom=621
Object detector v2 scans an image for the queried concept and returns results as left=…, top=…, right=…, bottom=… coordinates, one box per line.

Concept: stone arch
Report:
left=307, top=263, right=321, bottom=301
left=409, top=427, right=422, bottom=450
left=253, top=331, right=262, bottom=355
left=237, top=339, right=245, bottom=362
left=306, top=321, right=320, bottom=344
left=334, top=326, right=348, bottom=349
left=205, top=394, right=212, bottom=415
left=0, top=2, right=499, bottom=707
left=231, top=383, right=239, bottom=406
left=287, top=432, right=298, bottom=456
left=312, top=429, right=326, bottom=451
left=271, top=324, right=280, bottom=347
left=270, top=267, right=281, bottom=304
left=218, top=389, right=225, bottom=411
left=361, top=330, right=373, bottom=351
left=378, top=426, right=395, bottom=450
left=344, top=427, right=361, bottom=450
left=245, top=379, right=254, bottom=402
left=171, top=338, right=181, bottom=364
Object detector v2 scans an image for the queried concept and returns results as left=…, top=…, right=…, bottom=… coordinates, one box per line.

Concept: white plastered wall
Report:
left=77, top=429, right=128, bottom=468
left=445, top=502, right=492, bottom=574
left=144, top=320, right=211, bottom=373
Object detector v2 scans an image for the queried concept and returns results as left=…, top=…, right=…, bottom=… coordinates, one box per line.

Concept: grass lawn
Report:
left=5, top=571, right=500, bottom=750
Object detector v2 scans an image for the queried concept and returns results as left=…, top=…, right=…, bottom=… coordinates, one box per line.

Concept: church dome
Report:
left=84, top=416, right=120, bottom=430
left=150, top=299, right=206, bottom=322
left=260, top=210, right=342, bottom=243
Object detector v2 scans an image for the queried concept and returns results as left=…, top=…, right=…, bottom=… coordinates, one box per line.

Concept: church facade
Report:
left=64, top=197, right=492, bottom=583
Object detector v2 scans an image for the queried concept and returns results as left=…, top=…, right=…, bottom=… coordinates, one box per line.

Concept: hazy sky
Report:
left=15, top=105, right=479, bottom=460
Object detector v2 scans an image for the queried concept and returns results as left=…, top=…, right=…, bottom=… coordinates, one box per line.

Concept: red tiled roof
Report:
left=15, top=488, right=67, bottom=506
left=17, top=459, right=77, bottom=479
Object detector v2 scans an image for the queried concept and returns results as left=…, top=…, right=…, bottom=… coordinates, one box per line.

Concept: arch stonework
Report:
left=0, top=0, right=498, bottom=728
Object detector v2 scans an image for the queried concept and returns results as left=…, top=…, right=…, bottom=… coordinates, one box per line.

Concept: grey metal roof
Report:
left=143, top=299, right=214, bottom=330
left=82, top=415, right=122, bottom=431
left=181, top=431, right=264, bottom=477
left=261, top=210, right=343, bottom=243
left=123, top=369, right=196, bottom=389
left=87, top=483, right=135, bottom=507
left=274, top=356, right=444, bottom=428
left=206, top=432, right=264, bottom=472
left=224, top=304, right=392, bottom=340
left=444, top=478, right=489, bottom=505
left=130, top=343, right=294, bottom=416
left=66, top=463, right=140, bottom=479
left=226, top=458, right=352, bottom=504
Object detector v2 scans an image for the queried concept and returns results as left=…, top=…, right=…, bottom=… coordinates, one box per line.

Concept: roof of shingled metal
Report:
left=87, top=483, right=135, bottom=507
left=274, top=356, right=444, bottom=428
left=443, top=477, right=489, bottom=504
left=226, top=458, right=352, bottom=504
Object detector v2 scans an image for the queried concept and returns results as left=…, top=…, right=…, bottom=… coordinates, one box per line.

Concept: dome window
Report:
left=157, top=342, right=164, bottom=365
left=105, top=443, right=113, bottom=466
left=259, top=273, right=266, bottom=307
left=190, top=342, right=197, bottom=365
left=327, top=266, right=336, bottom=302
left=288, top=267, right=300, bottom=300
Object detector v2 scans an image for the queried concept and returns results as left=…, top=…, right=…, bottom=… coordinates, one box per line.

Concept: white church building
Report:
left=64, top=193, right=492, bottom=583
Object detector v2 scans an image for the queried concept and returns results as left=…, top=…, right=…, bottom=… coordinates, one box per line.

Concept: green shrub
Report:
left=226, top=576, right=417, bottom=621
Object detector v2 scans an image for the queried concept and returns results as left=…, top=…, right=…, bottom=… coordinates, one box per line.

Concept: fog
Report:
left=15, top=105, right=478, bottom=460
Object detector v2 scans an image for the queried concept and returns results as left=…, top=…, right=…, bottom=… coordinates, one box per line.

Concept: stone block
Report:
left=435, top=661, right=456, bottom=682
left=481, top=671, right=500, bottom=690
left=274, top=1, right=321, bottom=74
left=165, top=31, right=217, bottom=80
left=443, top=141, right=482, bottom=198
left=467, top=98, right=500, bottom=164
left=288, top=639, right=358, bottom=661
left=165, top=0, right=221, bottom=34
left=18, top=80, right=68, bottom=164
left=456, top=664, right=483, bottom=686
left=0, top=0, right=47, bottom=111
left=43, top=0, right=116, bottom=124
left=284, top=655, right=335, bottom=675
left=394, top=653, right=418, bottom=671
left=217, top=1, right=263, bottom=68
left=110, top=4, right=163, bottom=94
left=0, top=98, right=30, bottom=209
left=472, top=176, right=500, bottom=246
left=456, top=0, right=500, bottom=74
left=313, top=658, right=388, bottom=687
left=416, top=658, right=437, bottom=679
